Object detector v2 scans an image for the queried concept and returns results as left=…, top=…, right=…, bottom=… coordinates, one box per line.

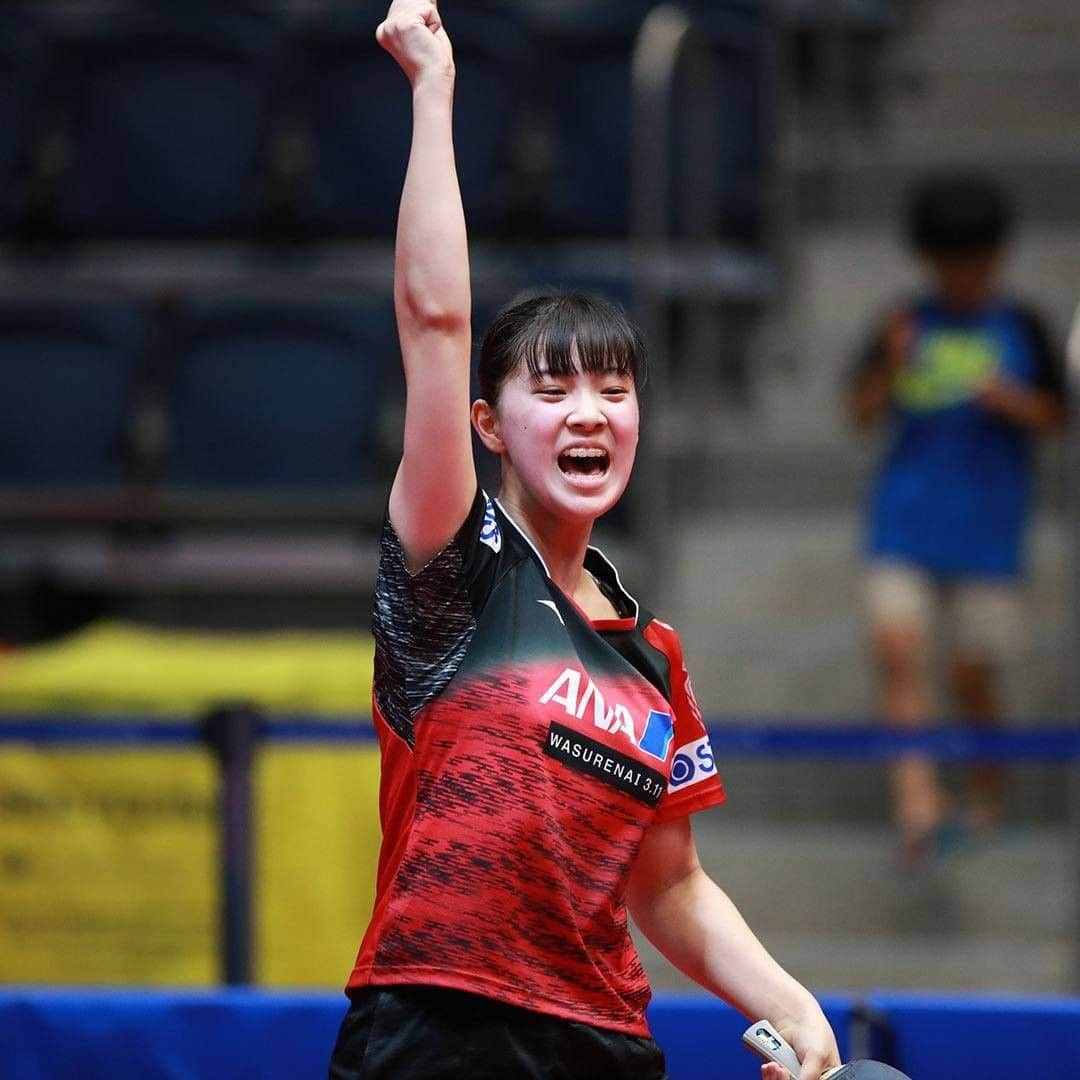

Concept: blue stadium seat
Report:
left=165, top=289, right=395, bottom=489
left=292, top=2, right=527, bottom=238
left=527, top=0, right=768, bottom=244
left=0, top=11, right=49, bottom=234
left=526, top=0, right=652, bottom=237
left=683, top=5, right=770, bottom=247
left=0, top=294, right=148, bottom=486
left=50, top=7, right=284, bottom=238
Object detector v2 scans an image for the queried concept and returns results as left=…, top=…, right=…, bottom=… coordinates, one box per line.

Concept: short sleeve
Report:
left=372, top=488, right=503, bottom=746
left=642, top=620, right=726, bottom=822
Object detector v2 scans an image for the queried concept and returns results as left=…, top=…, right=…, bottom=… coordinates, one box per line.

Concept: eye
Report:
left=534, top=385, right=566, bottom=398
left=602, top=384, right=630, bottom=398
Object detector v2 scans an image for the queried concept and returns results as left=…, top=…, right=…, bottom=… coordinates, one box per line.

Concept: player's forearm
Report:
left=849, top=367, right=893, bottom=429
left=846, top=358, right=898, bottom=425
left=630, top=866, right=823, bottom=1031
left=394, top=77, right=471, bottom=335
left=992, top=387, right=1066, bottom=431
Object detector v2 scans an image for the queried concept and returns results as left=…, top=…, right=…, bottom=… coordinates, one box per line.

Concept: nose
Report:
left=566, top=388, right=608, bottom=430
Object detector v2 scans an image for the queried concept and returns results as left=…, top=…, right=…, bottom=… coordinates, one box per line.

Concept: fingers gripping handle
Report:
left=742, top=1021, right=804, bottom=1075
left=742, top=1021, right=913, bottom=1080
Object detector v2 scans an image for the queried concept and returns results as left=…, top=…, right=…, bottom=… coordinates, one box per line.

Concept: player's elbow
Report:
left=627, top=861, right=703, bottom=927
left=397, top=287, right=470, bottom=336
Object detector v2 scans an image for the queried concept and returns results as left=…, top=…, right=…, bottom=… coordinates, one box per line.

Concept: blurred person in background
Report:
left=329, top=2, right=841, bottom=1078
left=848, top=171, right=1067, bottom=867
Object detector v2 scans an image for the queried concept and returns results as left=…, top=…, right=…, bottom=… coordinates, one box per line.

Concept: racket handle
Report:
left=742, top=1020, right=803, bottom=1075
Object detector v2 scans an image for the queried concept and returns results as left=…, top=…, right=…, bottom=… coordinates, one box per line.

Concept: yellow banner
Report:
left=258, top=743, right=382, bottom=986
left=0, top=743, right=381, bottom=987
left=0, top=622, right=382, bottom=986
left=0, top=748, right=218, bottom=984
left=0, top=621, right=374, bottom=716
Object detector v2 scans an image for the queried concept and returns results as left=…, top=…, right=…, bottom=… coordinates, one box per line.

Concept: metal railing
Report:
left=2, top=710, right=1078, bottom=988
left=628, top=5, right=779, bottom=583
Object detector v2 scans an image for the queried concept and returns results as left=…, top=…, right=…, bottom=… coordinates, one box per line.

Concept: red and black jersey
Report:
left=348, top=491, right=726, bottom=1037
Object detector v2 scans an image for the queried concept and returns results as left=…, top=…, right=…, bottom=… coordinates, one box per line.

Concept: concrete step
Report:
left=634, top=823, right=1075, bottom=994
left=887, top=76, right=1080, bottom=136
left=700, top=824, right=1069, bottom=939
left=744, top=933, right=1074, bottom=994
left=906, top=4, right=1080, bottom=39
left=903, top=33, right=1080, bottom=75
left=803, top=0, right=1080, bottom=219
left=909, top=2, right=1080, bottom=38
left=643, top=933, right=1074, bottom=995
left=797, top=135, right=1080, bottom=224
left=665, top=510, right=1070, bottom=724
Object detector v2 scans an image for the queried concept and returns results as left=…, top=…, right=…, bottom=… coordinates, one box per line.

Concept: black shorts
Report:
left=328, top=985, right=669, bottom=1080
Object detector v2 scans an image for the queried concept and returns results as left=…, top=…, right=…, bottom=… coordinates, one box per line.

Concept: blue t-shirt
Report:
left=863, top=297, right=1060, bottom=579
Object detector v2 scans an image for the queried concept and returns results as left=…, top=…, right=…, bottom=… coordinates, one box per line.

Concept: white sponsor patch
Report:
left=667, top=735, right=717, bottom=792
left=479, top=498, right=502, bottom=553
left=539, top=667, right=638, bottom=747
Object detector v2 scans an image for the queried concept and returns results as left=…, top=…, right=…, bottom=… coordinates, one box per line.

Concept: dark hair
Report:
left=477, top=291, right=647, bottom=403
left=906, top=171, right=1014, bottom=255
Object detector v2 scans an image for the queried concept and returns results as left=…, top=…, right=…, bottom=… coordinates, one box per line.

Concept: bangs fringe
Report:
left=512, top=294, right=643, bottom=384
left=478, top=291, right=647, bottom=403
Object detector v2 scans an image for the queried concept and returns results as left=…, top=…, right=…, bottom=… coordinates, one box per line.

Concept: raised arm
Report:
left=378, top=0, right=476, bottom=569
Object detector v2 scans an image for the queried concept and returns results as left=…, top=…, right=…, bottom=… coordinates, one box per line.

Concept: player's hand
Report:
left=974, top=373, right=1023, bottom=416
left=761, top=1015, right=841, bottom=1080
left=762, top=1066, right=831, bottom=1080
left=376, top=0, right=453, bottom=87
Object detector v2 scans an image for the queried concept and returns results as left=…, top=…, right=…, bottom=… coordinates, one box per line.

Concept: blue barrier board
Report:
left=0, top=989, right=851, bottom=1079
left=867, top=992, right=1080, bottom=1080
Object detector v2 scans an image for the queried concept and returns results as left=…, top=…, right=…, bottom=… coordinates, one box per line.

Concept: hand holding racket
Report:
left=744, top=1020, right=913, bottom=1080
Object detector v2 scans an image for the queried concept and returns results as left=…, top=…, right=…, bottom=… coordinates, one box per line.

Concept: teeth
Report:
left=563, top=448, right=607, bottom=458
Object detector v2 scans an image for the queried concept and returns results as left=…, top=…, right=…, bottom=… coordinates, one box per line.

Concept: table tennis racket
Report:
left=743, top=1020, right=912, bottom=1079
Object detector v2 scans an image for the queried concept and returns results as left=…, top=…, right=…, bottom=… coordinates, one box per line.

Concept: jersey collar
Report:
left=493, top=498, right=640, bottom=630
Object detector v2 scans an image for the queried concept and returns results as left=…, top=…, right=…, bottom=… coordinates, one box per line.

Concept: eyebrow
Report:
left=529, top=367, right=562, bottom=382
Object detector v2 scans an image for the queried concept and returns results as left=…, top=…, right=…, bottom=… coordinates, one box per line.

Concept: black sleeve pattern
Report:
left=371, top=495, right=488, bottom=748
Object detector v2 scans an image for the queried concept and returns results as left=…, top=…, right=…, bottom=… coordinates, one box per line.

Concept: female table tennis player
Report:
left=329, top=2, right=841, bottom=1077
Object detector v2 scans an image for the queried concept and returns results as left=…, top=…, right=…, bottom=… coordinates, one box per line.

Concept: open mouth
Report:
left=558, top=447, right=610, bottom=478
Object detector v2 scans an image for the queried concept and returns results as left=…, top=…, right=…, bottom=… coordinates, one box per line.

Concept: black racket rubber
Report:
left=826, top=1061, right=912, bottom=1079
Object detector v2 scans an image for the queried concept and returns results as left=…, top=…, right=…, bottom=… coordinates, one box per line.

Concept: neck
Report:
left=496, top=491, right=594, bottom=595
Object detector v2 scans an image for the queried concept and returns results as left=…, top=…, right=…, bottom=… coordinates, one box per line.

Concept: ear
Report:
left=471, top=398, right=504, bottom=454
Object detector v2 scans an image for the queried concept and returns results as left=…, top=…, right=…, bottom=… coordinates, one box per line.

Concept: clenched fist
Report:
left=376, top=0, right=454, bottom=86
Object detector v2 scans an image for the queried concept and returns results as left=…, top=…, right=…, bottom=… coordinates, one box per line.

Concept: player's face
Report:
left=489, top=360, right=639, bottom=525
left=927, top=251, right=1002, bottom=312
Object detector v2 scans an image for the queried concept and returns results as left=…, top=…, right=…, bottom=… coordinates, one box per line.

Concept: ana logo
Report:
left=639, top=710, right=674, bottom=761
left=539, top=667, right=637, bottom=747
left=479, top=498, right=501, bottom=553
left=667, top=736, right=717, bottom=792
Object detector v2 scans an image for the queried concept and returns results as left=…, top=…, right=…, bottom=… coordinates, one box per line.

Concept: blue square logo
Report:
left=639, top=710, right=674, bottom=761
